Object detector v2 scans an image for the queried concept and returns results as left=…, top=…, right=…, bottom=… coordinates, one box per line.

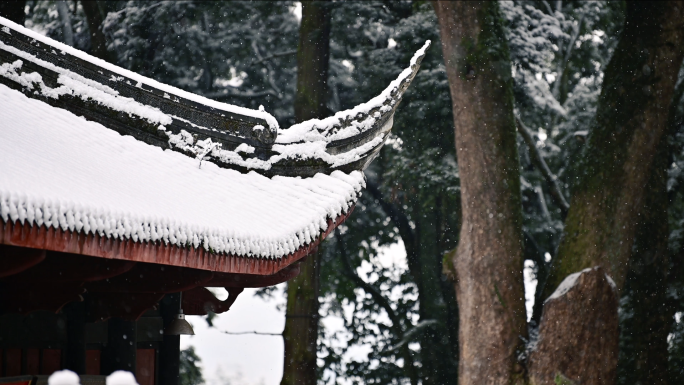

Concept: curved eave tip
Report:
left=410, top=40, right=431, bottom=67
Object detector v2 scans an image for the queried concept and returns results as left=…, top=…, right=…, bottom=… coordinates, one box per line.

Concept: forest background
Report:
left=2, top=1, right=684, bottom=384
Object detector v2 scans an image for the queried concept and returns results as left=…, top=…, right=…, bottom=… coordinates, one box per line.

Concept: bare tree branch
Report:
left=335, top=228, right=419, bottom=385
left=251, top=40, right=284, bottom=97
left=336, top=229, right=404, bottom=334
left=386, top=320, right=439, bottom=352
left=553, top=14, right=584, bottom=101
left=516, top=116, right=570, bottom=218
left=253, top=50, right=298, bottom=64
left=365, top=179, right=417, bottom=261
left=203, top=89, right=277, bottom=100
left=221, top=330, right=281, bottom=336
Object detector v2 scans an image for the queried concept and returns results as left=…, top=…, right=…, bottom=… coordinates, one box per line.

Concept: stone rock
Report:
left=528, top=266, right=619, bottom=385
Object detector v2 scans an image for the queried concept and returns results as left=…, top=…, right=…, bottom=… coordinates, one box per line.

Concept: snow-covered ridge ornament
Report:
left=0, top=16, right=428, bottom=269
left=0, top=17, right=429, bottom=178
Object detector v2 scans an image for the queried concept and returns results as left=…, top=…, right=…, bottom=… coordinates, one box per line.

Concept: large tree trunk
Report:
left=617, top=147, right=671, bottom=385
left=281, top=3, right=331, bottom=385
left=281, top=249, right=323, bottom=385
left=433, top=2, right=527, bottom=384
left=531, top=4, right=684, bottom=384
left=0, top=1, right=25, bottom=25
left=545, top=1, right=684, bottom=294
left=56, top=1, right=74, bottom=47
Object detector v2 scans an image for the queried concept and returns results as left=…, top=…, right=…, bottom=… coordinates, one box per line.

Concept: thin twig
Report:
left=365, top=180, right=417, bottom=260
left=552, top=14, right=584, bottom=101
left=253, top=50, right=298, bottom=64
left=336, top=229, right=404, bottom=335
left=516, top=116, right=570, bottom=218
left=335, top=229, right=420, bottom=385
left=221, top=330, right=281, bottom=336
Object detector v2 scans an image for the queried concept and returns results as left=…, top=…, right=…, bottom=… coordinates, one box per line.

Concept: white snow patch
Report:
left=523, top=259, right=537, bottom=321
left=0, top=55, right=171, bottom=126
left=48, top=370, right=80, bottom=385
left=0, top=83, right=364, bottom=259
left=546, top=267, right=592, bottom=301
left=0, top=16, right=279, bottom=131
left=106, top=371, right=139, bottom=385
left=235, top=143, right=255, bottom=154
left=605, top=274, right=617, bottom=291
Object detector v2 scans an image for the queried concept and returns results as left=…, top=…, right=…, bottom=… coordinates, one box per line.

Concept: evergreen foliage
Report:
left=180, top=346, right=205, bottom=385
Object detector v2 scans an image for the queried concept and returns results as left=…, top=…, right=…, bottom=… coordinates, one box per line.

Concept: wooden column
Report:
left=102, top=318, right=137, bottom=375
left=159, top=293, right=180, bottom=385
left=64, top=301, right=87, bottom=374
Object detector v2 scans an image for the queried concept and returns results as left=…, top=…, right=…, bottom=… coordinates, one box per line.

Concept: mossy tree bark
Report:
left=281, top=249, right=323, bottom=385
left=545, top=1, right=684, bottom=295
left=531, top=4, right=684, bottom=384
left=433, top=2, right=527, bottom=384
left=281, top=3, right=331, bottom=385
left=292, top=1, right=331, bottom=123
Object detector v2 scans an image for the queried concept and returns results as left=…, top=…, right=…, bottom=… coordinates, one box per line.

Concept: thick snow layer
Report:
left=106, top=371, right=138, bottom=385
left=0, top=83, right=364, bottom=259
left=0, top=17, right=279, bottom=131
left=276, top=40, right=430, bottom=144
left=163, top=116, right=391, bottom=171
left=0, top=57, right=172, bottom=125
left=48, top=370, right=80, bottom=385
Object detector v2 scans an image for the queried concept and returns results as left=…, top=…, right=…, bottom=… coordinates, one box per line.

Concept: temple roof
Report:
left=0, top=17, right=429, bottom=273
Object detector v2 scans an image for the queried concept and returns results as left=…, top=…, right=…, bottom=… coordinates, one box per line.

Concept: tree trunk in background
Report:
left=414, top=200, right=459, bottom=385
left=433, top=2, right=527, bottom=384
left=81, top=1, right=114, bottom=62
left=56, top=1, right=74, bottom=47
left=544, top=1, right=684, bottom=295
left=281, top=3, right=330, bottom=385
left=281, top=249, right=322, bottom=385
left=292, top=2, right=331, bottom=122
left=617, top=147, right=672, bottom=385
left=0, top=1, right=26, bottom=25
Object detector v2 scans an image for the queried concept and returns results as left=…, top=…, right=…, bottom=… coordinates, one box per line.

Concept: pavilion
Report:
left=0, top=16, right=428, bottom=385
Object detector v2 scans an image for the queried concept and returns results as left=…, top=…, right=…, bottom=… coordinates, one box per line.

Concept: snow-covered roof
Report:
left=0, top=82, right=362, bottom=259
left=0, top=16, right=429, bottom=265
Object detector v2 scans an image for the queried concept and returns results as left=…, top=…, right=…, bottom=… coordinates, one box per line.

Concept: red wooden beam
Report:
left=0, top=206, right=352, bottom=276
left=4, top=251, right=135, bottom=283
left=86, top=263, right=213, bottom=293
left=182, top=287, right=244, bottom=316
left=205, top=259, right=302, bottom=288
left=0, top=281, right=85, bottom=314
